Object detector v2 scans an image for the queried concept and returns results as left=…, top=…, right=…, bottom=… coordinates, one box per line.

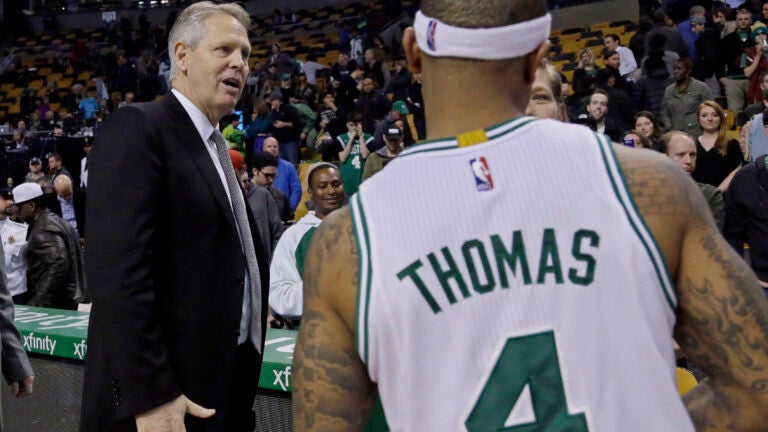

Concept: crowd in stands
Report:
left=0, top=0, right=766, bottom=321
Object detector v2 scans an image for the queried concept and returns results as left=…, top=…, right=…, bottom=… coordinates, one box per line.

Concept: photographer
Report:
left=745, top=23, right=768, bottom=105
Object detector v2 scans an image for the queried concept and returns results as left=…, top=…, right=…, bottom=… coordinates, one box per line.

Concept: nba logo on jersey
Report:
left=469, top=157, right=494, bottom=191
left=427, top=20, right=438, bottom=51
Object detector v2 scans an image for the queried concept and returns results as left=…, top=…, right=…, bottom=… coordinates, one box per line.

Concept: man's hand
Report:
left=135, top=394, right=215, bottom=432
left=11, top=375, right=34, bottom=398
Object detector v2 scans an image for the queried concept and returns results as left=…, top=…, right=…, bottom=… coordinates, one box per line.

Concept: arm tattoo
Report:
left=618, top=151, right=695, bottom=219
left=294, top=208, right=376, bottom=431
left=677, top=232, right=768, bottom=430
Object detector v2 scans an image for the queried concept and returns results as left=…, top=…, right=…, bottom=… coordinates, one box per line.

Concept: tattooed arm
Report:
left=617, top=146, right=768, bottom=430
left=293, top=207, right=378, bottom=431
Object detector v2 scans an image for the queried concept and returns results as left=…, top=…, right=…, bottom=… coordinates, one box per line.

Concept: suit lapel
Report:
left=162, top=94, right=238, bottom=234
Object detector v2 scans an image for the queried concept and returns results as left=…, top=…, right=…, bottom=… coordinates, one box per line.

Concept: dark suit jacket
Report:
left=80, top=93, right=270, bottom=431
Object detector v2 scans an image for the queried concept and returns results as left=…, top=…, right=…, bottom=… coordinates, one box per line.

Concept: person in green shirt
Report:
left=336, top=112, right=371, bottom=195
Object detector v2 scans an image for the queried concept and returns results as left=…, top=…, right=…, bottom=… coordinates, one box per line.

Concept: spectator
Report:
left=634, top=111, right=663, bottom=149
left=713, top=5, right=737, bottom=38
left=294, top=72, right=317, bottom=106
left=78, top=89, right=100, bottom=124
left=300, top=54, right=327, bottom=86
left=744, top=107, right=768, bottom=161
left=371, top=100, right=409, bottom=151
left=526, top=63, right=568, bottom=121
left=584, top=89, right=623, bottom=141
left=742, top=70, right=768, bottom=120
left=24, top=158, right=48, bottom=184
left=268, top=43, right=295, bottom=78
left=363, top=48, right=391, bottom=91
left=268, top=93, right=303, bottom=164
left=53, top=175, right=86, bottom=239
left=244, top=98, right=272, bottom=155
left=387, top=59, right=413, bottom=103
left=572, top=48, right=600, bottom=100
left=718, top=8, right=753, bottom=111
left=691, top=15, right=721, bottom=93
left=290, top=97, right=318, bottom=149
left=407, top=72, right=426, bottom=140
left=269, top=163, right=344, bottom=322
left=13, top=183, right=86, bottom=310
left=595, top=68, right=635, bottom=132
left=744, top=22, right=768, bottom=105
left=336, top=112, right=371, bottom=196
left=356, top=76, right=392, bottom=134
left=604, top=33, right=638, bottom=82
left=239, top=152, right=283, bottom=260
left=724, top=153, right=768, bottom=293
left=633, top=46, right=674, bottom=117
left=363, top=126, right=403, bottom=181
left=622, top=129, right=652, bottom=149
left=645, top=9, right=689, bottom=57
left=677, top=5, right=707, bottom=58
left=661, top=58, right=714, bottom=136
left=263, top=137, right=302, bottom=211
left=221, top=114, right=246, bottom=159
left=80, top=138, right=92, bottom=189
left=602, top=49, right=632, bottom=93
left=350, top=28, right=365, bottom=63
left=251, top=151, right=294, bottom=224
left=660, top=131, right=725, bottom=230
left=316, top=91, right=347, bottom=142
left=47, top=153, right=72, bottom=182
left=117, top=91, right=135, bottom=109
left=693, top=101, right=743, bottom=192
left=0, top=189, right=28, bottom=304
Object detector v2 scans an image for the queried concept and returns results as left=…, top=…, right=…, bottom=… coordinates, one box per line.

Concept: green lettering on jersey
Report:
left=397, top=260, right=442, bottom=314
left=536, top=229, right=564, bottom=284
left=427, top=247, right=471, bottom=305
left=461, top=239, right=496, bottom=294
left=568, top=230, right=600, bottom=286
left=491, top=232, right=532, bottom=287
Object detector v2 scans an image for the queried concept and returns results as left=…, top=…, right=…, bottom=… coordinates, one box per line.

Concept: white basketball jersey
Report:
left=350, top=117, right=694, bottom=431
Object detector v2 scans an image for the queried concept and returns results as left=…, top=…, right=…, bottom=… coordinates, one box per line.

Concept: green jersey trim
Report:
left=594, top=133, right=677, bottom=310
left=400, top=116, right=536, bottom=157
left=350, top=193, right=373, bottom=364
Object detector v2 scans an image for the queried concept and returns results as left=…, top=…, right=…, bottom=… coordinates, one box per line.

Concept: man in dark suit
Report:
left=80, top=2, right=269, bottom=431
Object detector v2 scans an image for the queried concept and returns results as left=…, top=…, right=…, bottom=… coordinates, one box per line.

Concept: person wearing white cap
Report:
left=294, top=0, right=768, bottom=430
left=268, top=162, right=343, bottom=323
left=0, top=189, right=29, bottom=304
left=12, top=183, right=85, bottom=310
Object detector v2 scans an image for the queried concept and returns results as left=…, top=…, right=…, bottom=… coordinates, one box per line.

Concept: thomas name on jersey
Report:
left=396, top=228, right=600, bottom=314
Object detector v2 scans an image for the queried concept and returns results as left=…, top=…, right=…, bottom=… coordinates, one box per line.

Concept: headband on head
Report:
left=413, top=10, right=552, bottom=60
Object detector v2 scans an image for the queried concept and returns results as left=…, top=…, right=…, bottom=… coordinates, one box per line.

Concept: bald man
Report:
left=53, top=174, right=86, bottom=238
left=293, top=0, right=768, bottom=430
left=660, top=131, right=725, bottom=231
left=262, top=137, right=302, bottom=211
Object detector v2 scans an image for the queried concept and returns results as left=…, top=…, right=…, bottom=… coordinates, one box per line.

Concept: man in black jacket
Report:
left=725, top=154, right=768, bottom=293
left=12, top=183, right=85, bottom=310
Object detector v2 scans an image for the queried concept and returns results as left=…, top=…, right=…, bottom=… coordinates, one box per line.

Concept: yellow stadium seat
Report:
left=294, top=161, right=313, bottom=222
left=676, top=367, right=698, bottom=395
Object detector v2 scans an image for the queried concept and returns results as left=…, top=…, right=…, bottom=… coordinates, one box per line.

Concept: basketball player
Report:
left=293, top=0, right=768, bottom=430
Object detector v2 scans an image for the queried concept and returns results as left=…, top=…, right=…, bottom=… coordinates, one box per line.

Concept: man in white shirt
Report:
left=604, top=33, right=638, bottom=82
left=0, top=190, right=27, bottom=304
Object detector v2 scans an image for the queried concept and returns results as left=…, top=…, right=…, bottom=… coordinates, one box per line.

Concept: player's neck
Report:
left=423, top=86, right=525, bottom=141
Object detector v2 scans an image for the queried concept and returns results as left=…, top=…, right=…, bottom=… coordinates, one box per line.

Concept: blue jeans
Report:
left=279, top=140, right=300, bottom=164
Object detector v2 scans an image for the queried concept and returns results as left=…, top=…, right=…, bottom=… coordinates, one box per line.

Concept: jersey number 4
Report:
left=465, top=331, right=589, bottom=431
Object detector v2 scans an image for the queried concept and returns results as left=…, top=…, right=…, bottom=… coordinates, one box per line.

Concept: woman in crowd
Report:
left=692, top=101, right=742, bottom=193
left=634, top=111, right=662, bottom=150
left=245, top=98, right=273, bottom=156
left=295, top=72, right=317, bottom=106
left=387, top=59, right=413, bottom=104
left=526, top=63, right=568, bottom=122
left=622, top=129, right=652, bottom=149
left=572, top=48, right=599, bottom=99
left=743, top=23, right=768, bottom=106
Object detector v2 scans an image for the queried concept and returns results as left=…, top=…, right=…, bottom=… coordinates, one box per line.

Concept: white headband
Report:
left=413, top=10, right=551, bottom=60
